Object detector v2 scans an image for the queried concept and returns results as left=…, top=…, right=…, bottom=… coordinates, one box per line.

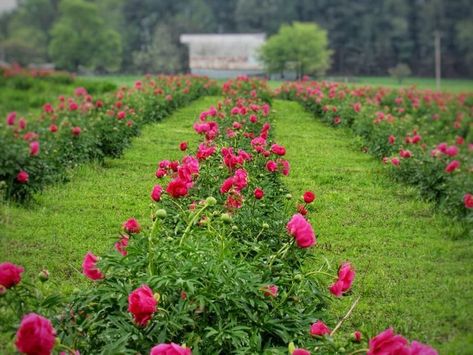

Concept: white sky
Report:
left=0, top=0, right=17, bottom=13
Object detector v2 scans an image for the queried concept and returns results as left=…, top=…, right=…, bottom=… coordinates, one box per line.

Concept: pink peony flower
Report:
left=29, top=141, right=40, bottom=156
left=167, top=178, right=191, bottom=198
left=445, top=160, right=460, bottom=173
left=464, top=194, right=473, bottom=209
left=329, top=262, right=355, bottom=297
left=0, top=262, right=24, bottom=288
left=151, top=185, right=163, bottom=202
left=82, top=252, right=104, bottom=280
left=19, top=118, right=27, bottom=130
left=354, top=330, right=362, bottom=342
left=388, top=135, right=395, bottom=145
left=123, top=218, right=141, bottom=234
left=391, top=157, right=400, bottom=166
left=303, top=191, right=315, bottom=204
left=266, top=160, right=278, bottom=172
left=43, top=103, right=54, bottom=113
left=128, top=285, right=157, bottom=326
left=286, top=214, right=316, bottom=248
left=115, top=235, right=129, bottom=256
left=445, top=146, right=458, bottom=157
left=15, top=313, right=56, bottom=355
left=293, top=349, right=311, bottom=355
left=368, top=328, right=408, bottom=355
left=150, top=343, right=191, bottom=355
left=16, top=170, right=29, bottom=184
left=271, top=144, right=286, bottom=156
left=261, top=284, right=278, bottom=297
left=310, top=320, right=330, bottom=336
left=117, top=111, right=126, bottom=120
left=400, top=149, right=412, bottom=158
left=408, top=341, right=438, bottom=355
left=49, top=124, right=58, bottom=133
left=6, top=112, right=16, bottom=125
left=71, top=127, right=81, bottom=136
left=156, top=168, right=166, bottom=178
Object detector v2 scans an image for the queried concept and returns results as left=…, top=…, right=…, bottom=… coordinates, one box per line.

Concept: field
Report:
left=0, top=73, right=472, bottom=354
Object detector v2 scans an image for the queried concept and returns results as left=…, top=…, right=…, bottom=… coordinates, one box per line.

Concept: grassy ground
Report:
left=0, top=96, right=216, bottom=292
left=272, top=99, right=473, bottom=353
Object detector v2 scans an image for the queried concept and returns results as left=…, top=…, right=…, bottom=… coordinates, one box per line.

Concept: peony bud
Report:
left=38, top=270, right=49, bottom=282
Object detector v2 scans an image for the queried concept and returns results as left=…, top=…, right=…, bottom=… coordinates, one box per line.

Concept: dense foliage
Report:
left=276, top=81, right=473, bottom=233
left=0, top=0, right=472, bottom=77
left=0, top=74, right=217, bottom=200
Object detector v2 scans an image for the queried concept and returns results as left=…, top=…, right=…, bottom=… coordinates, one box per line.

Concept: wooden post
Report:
left=434, top=31, right=441, bottom=91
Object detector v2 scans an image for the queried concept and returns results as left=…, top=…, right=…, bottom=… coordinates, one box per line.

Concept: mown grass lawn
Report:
left=273, top=100, right=473, bottom=354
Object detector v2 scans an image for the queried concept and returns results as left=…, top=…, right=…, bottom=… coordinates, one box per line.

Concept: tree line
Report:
left=0, top=0, right=471, bottom=77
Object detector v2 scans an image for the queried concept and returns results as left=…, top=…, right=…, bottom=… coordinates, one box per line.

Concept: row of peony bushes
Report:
left=0, top=77, right=437, bottom=354
left=276, top=81, right=473, bottom=233
left=0, top=75, right=218, bottom=201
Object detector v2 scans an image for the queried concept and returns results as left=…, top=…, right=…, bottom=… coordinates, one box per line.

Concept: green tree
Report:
left=260, top=22, right=331, bottom=79
left=49, top=0, right=122, bottom=72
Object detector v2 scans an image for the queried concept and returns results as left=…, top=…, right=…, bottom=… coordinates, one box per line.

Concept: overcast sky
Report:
left=0, top=0, right=17, bottom=13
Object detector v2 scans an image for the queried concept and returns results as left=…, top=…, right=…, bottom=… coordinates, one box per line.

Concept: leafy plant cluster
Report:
left=277, top=81, right=473, bottom=232
left=0, top=75, right=218, bottom=201
left=0, top=77, right=364, bottom=354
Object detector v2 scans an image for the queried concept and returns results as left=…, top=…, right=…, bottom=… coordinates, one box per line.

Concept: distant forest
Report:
left=0, top=0, right=472, bottom=77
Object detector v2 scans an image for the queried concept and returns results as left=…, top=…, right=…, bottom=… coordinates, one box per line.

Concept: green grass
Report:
left=272, top=99, right=473, bottom=353
left=80, top=75, right=141, bottom=87
left=0, top=96, right=218, bottom=291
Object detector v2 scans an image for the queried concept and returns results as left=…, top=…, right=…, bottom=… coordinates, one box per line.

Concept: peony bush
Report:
left=0, top=77, right=437, bottom=354
left=277, top=81, right=473, bottom=233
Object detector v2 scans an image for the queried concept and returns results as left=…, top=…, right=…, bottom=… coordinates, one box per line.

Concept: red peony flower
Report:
left=156, top=168, right=166, bottom=178
left=128, top=285, right=157, bottom=326
left=19, top=118, right=27, bottom=130
left=6, top=112, right=16, bottom=125
left=167, top=178, right=191, bottom=198
left=123, top=218, right=141, bottom=234
left=0, top=262, right=24, bottom=288
left=49, top=124, right=58, bottom=133
left=445, top=160, right=460, bottom=173
left=179, top=142, right=188, bottom=151
left=29, top=141, right=40, bottom=156
left=286, top=214, right=316, bottom=248
left=354, top=330, right=362, bottom=342
left=150, top=343, right=191, bottom=355
left=69, top=102, right=78, bottom=111
left=368, top=328, right=408, bottom=355
left=329, top=262, right=355, bottom=297
left=303, top=191, right=315, bottom=204
left=82, top=252, right=104, bottom=280
left=445, top=146, right=458, bottom=157
left=400, top=149, right=412, bottom=158
left=115, top=235, right=129, bottom=256
left=310, top=320, right=330, bottom=336
left=464, top=194, right=473, bottom=209
left=388, top=135, right=395, bottom=145
left=266, top=160, right=278, bottom=172
left=16, top=170, right=29, bottom=184
left=391, top=157, right=400, bottom=166
left=15, top=313, right=56, bottom=355
left=271, top=144, right=286, bottom=156
left=254, top=188, right=264, bottom=200
left=297, top=204, right=308, bottom=216
left=151, top=185, right=163, bottom=202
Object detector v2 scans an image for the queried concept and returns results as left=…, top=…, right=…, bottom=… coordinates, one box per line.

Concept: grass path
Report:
left=272, top=100, right=473, bottom=354
left=0, top=96, right=219, bottom=290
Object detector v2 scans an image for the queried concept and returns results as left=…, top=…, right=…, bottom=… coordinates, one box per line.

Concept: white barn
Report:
left=180, top=33, right=266, bottom=78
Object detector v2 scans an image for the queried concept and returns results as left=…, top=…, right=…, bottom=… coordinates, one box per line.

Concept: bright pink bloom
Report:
left=437, top=143, right=448, bottom=153
left=19, top=118, right=27, bottom=130
left=117, top=111, right=126, bottom=120
left=464, top=194, right=473, bottom=209
left=400, top=149, right=412, bottom=158
left=0, top=262, right=24, bottom=288
left=262, top=284, right=278, bottom=297
left=15, top=313, right=56, bottom=355
left=150, top=343, right=191, bottom=355
left=16, top=170, right=29, bottom=183
left=310, top=320, right=330, bottom=336
left=156, top=168, right=166, bottom=178
left=43, top=103, right=53, bottom=113
left=279, top=159, right=290, bottom=176
left=6, top=112, right=16, bottom=125
left=286, top=214, right=316, bottom=248
left=271, top=144, right=286, bottom=156
left=408, top=341, right=438, bottom=355
left=391, top=157, right=400, bottom=166
left=329, top=262, right=355, bottom=297
left=128, top=285, right=157, bottom=326
left=115, top=235, right=129, bottom=256
left=445, top=146, right=458, bottom=157
left=254, top=188, right=264, bottom=200
left=151, top=185, right=163, bottom=202
left=123, top=218, right=141, bottom=234
left=411, top=134, right=422, bottom=144
left=303, top=191, right=315, bottom=204
left=69, top=102, right=79, bottom=111
left=266, top=160, right=278, bottom=172
left=220, top=177, right=234, bottom=194
left=233, top=169, right=248, bottom=191
left=29, top=141, right=40, bottom=156
left=368, top=328, right=408, bottom=355
left=293, top=349, right=310, bottom=355
left=445, top=160, right=460, bottom=173
left=196, top=143, right=216, bottom=161
left=354, top=331, right=362, bottom=342
left=225, top=191, right=243, bottom=209
left=249, top=115, right=257, bottom=123
left=82, top=252, right=104, bottom=280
